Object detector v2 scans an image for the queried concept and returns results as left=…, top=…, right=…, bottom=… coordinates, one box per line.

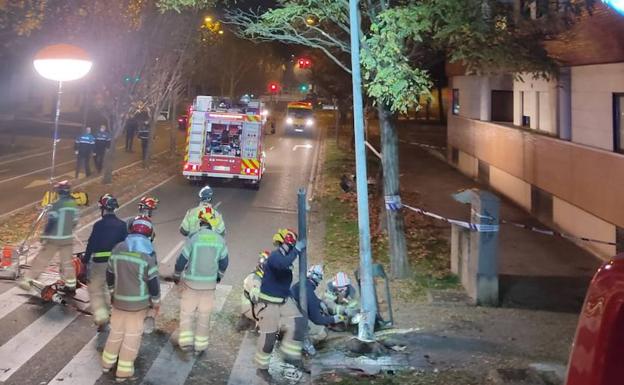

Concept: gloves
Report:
left=333, top=314, right=347, bottom=324
left=295, top=239, right=307, bottom=252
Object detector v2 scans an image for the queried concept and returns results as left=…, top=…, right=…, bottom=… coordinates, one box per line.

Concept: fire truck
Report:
left=182, top=96, right=265, bottom=189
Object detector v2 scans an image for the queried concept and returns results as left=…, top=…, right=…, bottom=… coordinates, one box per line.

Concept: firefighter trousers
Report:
left=178, top=286, right=215, bottom=352
left=255, top=298, right=304, bottom=370
left=27, top=240, right=76, bottom=289
left=88, top=262, right=111, bottom=324
left=101, top=308, right=147, bottom=378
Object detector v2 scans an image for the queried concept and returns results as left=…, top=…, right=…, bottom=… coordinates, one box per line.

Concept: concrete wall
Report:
left=571, top=63, right=624, bottom=151
left=448, top=115, right=623, bottom=259
left=451, top=75, right=513, bottom=121
left=513, top=74, right=558, bottom=135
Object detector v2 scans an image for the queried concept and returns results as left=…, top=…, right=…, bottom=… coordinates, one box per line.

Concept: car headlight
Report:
left=286, top=117, right=293, bottom=124
left=305, top=118, right=314, bottom=126
left=261, top=109, right=269, bottom=117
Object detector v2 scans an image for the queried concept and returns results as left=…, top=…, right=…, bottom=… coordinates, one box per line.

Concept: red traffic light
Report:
left=297, top=57, right=312, bottom=69
left=304, top=59, right=311, bottom=67
left=268, top=82, right=279, bottom=93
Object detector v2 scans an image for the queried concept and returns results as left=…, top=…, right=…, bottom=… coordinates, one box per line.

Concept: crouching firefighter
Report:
left=173, top=207, right=229, bottom=355
left=83, top=194, right=128, bottom=325
left=254, top=229, right=306, bottom=383
left=18, top=180, right=79, bottom=293
left=101, top=217, right=160, bottom=383
left=236, top=251, right=269, bottom=332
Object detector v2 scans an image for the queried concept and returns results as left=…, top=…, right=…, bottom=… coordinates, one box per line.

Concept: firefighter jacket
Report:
left=174, top=227, right=228, bottom=290
left=106, top=234, right=160, bottom=312
left=94, top=131, right=112, bottom=152
left=84, top=214, right=128, bottom=264
left=291, top=278, right=334, bottom=326
left=74, top=133, right=95, bottom=156
left=258, top=246, right=300, bottom=303
left=41, top=196, right=79, bottom=242
left=179, top=204, right=226, bottom=236
left=324, top=281, right=360, bottom=317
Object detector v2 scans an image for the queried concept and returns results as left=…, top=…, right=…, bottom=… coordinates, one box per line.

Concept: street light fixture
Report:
left=33, top=44, right=92, bottom=182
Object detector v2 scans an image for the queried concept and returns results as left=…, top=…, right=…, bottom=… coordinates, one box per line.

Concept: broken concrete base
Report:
left=487, top=363, right=566, bottom=385
left=346, top=338, right=389, bottom=356
left=310, top=348, right=410, bottom=380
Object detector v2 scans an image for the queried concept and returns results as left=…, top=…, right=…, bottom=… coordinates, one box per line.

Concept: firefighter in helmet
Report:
left=126, top=196, right=158, bottom=241
left=236, top=251, right=269, bottom=332
left=172, top=207, right=229, bottom=356
left=18, top=180, right=79, bottom=293
left=254, top=228, right=306, bottom=383
left=83, top=194, right=128, bottom=325
left=101, top=216, right=160, bottom=382
left=323, top=272, right=360, bottom=324
left=179, top=185, right=225, bottom=237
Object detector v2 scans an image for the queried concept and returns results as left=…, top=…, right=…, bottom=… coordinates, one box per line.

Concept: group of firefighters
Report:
left=15, top=180, right=360, bottom=383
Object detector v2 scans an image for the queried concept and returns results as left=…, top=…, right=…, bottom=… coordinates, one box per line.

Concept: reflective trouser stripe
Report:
left=280, top=340, right=302, bottom=359
left=102, top=351, right=118, bottom=366
left=195, top=335, right=209, bottom=351
left=255, top=352, right=271, bottom=369
left=117, top=360, right=134, bottom=375
left=64, top=278, right=77, bottom=288
left=179, top=331, right=194, bottom=347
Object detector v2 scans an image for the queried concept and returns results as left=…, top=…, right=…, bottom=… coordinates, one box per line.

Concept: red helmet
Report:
left=54, top=180, right=71, bottom=195
left=138, top=196, right=158, bottom=212
left=130, top=216, right=153, bottom=237
left=98, top=193, right=119, bottom=211
left=272, top=228, right=297, bottom=246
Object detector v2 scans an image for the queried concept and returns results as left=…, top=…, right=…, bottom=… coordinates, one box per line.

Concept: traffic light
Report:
left=297, top=57, right=312, bottom=69
left=123, top=75, right=140, bottom=84
left=268, top=82, right=279, bottom=93
left=299, top=83, right=310, bottom=93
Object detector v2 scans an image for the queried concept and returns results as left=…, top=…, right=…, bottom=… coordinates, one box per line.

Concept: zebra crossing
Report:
left=0, top=279, right=235, bottom=385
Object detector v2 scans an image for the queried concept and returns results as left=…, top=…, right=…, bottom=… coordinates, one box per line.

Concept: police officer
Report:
left=17, top=180, right=79, bottom=293
left=101, top=217, right=160, bottom=383
left=180, top=185, right=225, bottom=236
left=254, top=228, right=306, bottom=383
left=125, top=118, right=138, bottom=152
left=137, top=121, right=150, bottom=161
left=173, top=207, right=229, bottom=356
left=83, top=194, right=128, bottom=325
left=94, top=125, right=112, bottom=174
left=75, top=126, right=95, bottom=178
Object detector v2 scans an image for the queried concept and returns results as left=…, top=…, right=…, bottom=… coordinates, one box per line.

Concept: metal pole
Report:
left=50, top=80, right=63, bottom=182
left=348, top=0, right=377, bottom=342
left=297, top=188, right=308, bottom=328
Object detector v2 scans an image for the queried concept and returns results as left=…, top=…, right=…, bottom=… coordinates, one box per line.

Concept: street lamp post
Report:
left=33, top=44, right=92, bottom=182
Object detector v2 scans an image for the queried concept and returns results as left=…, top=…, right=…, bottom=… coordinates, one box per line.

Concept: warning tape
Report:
left=500, top=220, right=616, bottom=246
left=402, top=203, right=499, bottom=233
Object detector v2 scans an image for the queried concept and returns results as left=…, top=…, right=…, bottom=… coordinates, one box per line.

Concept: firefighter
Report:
left=126, top=196, right=159, bottom=238
left=172, top=207, right=229, bottom=355
left=179, top=185, right=225, bottom=236
left=137, top=121, right=150, bottom=161
left=17, top=180, right=79, bottom=293
left=101, top=216, right=160, bottom=382
left=323, top=272, right=360, bottom=323
left=94, top=125, right=112, bottom=174
left=83, top=194, right=128, bottom=325
left=291, top=265, right=345, bottom=354
left=75, top=126, right=95, bottom=178
left=235, top=251, right=269, bottom=332
left=254, top=228, right=306, bottom=383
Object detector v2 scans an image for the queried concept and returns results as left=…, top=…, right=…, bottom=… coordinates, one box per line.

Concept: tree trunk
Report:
left=378, top=103, right=410, bottom=279
left=437, top=85, right=445, bottom=124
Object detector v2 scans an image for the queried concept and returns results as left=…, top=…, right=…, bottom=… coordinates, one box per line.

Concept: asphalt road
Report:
left=0, top=124, right=174, bottom=218
left=0, top=114, right=323, bottom=385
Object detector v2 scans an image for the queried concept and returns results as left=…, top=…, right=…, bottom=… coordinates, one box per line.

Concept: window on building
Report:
left=452, top=89, right=460, bottom=115
left=613, top=94, right=624, bottom=153
left=491, top=90, right=513, bottom=122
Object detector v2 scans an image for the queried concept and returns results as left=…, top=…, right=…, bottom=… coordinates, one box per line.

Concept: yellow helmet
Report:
left=272, top=228, right=297, bottom=246
left=198, top=207, right=218, bottom=228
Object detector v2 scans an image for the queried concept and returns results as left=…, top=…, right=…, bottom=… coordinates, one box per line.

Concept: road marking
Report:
left=25, top=171, right=75, bottom=189
left=0, top=159, right=74, bottom=185
left=227, top=331, right=257, bottom=385
left=48, top=283, right=175, bottom=385
left=292, top=144, right=313, bottom=151
left=0, top=168, right=10, bottom=174
left=140, top=284, right=232, bottom=385
left=0, top=305, right=78, bottom=382
left=0, top=144, right=72, bottom=167
left=161, top=240, right=185, bottom=264
left=0, top=287, right=30, bottom=320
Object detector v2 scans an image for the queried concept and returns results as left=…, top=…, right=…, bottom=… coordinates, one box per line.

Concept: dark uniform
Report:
left=75, top=132, right=95, bottom=177
left=125, top=118, right=138, bottom=152
left=94, top=130, right=112, bottom=173
left=137, top=123, right=150, bottom=161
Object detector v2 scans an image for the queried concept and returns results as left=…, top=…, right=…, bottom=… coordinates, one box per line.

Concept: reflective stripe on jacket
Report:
left=41, top=197, right=79, bottom=240
left=106, top=236, right=160, bottom=312
left=174, top=227, right=228, bottom=290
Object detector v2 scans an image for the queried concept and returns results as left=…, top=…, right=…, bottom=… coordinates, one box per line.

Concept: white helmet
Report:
left=307, top=265, right=324, bottom=285
left=198, top=185, right=214, bottom=203
left=332, top=272, right=351, bottom=288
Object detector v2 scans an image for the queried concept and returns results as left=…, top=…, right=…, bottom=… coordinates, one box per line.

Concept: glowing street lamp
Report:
left=33, top=44, right=92, bottom=182
left=603, top=0, right=624, bottom=15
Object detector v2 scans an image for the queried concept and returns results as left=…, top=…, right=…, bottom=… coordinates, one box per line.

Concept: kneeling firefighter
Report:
left=254, top=228, right=306, bottom=383
left=173, top=207, right=229, bottom=355
left=236, top=251, right=269, bottom=332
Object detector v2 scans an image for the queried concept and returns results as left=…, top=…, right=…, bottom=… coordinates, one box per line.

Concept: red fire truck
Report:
left=182, top=96, right=265, bottom=189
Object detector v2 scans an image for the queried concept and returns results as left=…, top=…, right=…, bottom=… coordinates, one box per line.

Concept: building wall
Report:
left=571, top=63, right=624, bottom=151
left=448, top=115, right=622, bottom=259
left=513, top=74, right=558, bottom=135
left=451, top=75, right=513, bottom=121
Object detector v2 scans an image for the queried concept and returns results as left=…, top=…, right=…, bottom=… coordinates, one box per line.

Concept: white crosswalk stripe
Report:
left=0, top=287, right=31, bottom=320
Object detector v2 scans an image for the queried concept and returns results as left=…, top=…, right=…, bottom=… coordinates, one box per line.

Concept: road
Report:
left=0, top=124, right=174, bottom=218
left=0, top=116, right=323, bottom=385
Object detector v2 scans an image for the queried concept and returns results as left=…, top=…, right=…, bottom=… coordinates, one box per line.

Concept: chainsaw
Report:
left=27, top=278, right=92, bottom=315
